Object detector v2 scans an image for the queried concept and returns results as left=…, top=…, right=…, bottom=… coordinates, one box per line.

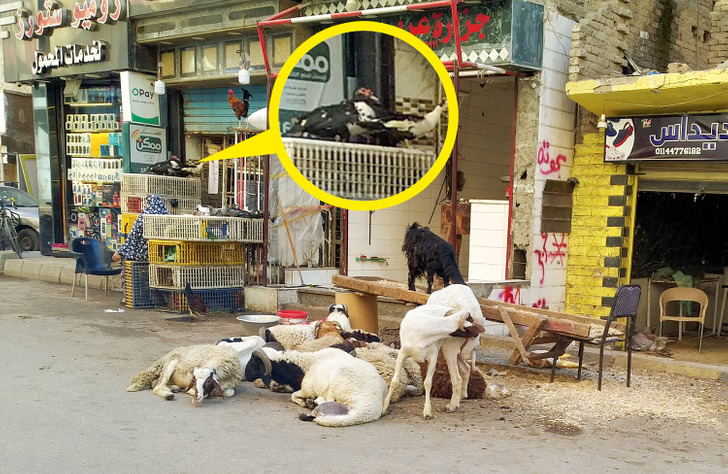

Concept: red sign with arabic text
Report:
left=16, top=0, right=126, bottom=41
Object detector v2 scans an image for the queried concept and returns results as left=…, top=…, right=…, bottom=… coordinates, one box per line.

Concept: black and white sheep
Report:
left=382, top=304, right=484, bottom=419
left=426, top=284, right=486, bottom=413
left=126, top=344, right=244, bottom=403
left=402, top=222, right=465, bottom=293
left=246, top=347, right=387, bottom=427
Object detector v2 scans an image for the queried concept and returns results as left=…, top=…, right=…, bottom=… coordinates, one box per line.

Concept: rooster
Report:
left=228, top=88, right=252, bottom=128
left=184, top=282, right=208, bottom=319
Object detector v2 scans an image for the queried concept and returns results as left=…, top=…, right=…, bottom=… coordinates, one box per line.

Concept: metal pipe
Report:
left=449, top=61, right=459, bottom=252
left=505, top=75, right=518, bottom=279
left=342, top=209, right=348, bottom=276
left=449, top=0, right=463, bottom=67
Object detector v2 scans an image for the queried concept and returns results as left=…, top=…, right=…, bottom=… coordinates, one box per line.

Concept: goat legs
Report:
left=422, top=349, right=439, bottom=419
left=382, top=351, right=407, bottom=415
left=440, top=344, right=464, bottom=412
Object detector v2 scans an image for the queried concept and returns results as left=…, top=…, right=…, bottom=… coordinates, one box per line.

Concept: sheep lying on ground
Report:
left=354, top=342, right=424, bottom=403
left=246, top=347, right=387, bottom=427
left=127, top=344, right=244, bottom=402
left=382, top=304, right=484, bottom=419
left=261, top=318, right=381, bottom=351
left=216, top=335, right=267, bottom=370
left=426, top=284, right=487, bottom=413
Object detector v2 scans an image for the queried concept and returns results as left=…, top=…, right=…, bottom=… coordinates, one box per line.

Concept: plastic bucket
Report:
left=277, top=310, right=308, bottom=325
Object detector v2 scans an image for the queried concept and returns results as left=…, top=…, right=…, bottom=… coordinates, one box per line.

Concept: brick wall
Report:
left=709, top=0, right=728, bottom=66
left=565, top=132, right=635, bottom=317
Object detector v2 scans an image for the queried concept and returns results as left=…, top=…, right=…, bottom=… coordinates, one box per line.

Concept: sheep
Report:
left=382, top=304, right=484, bottom=419
left=216, top=335, right=266, bottom=369
left=260, top=316, right=381, bottom=351
left=325, top=303, right=352, bottom=331
left=126, top=344, right=245, bottom=403
left=426, top=284, right=487, bottom=413
left=354, top=342, right=424, bottom=403
left=294, top=320, right=345, bottom=352
left=402, top=222, right=465, bottom=293
left=245, top=347, right=387, bottom=427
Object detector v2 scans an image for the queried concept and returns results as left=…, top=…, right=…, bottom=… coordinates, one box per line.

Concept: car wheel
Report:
left=17, top=227, right=39, bottom=252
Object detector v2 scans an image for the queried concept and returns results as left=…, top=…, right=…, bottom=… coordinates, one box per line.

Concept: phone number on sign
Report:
left=655, top=147, right=702, bottom=155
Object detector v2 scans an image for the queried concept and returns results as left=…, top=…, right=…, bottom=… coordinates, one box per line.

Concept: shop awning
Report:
left=565, top=68, right=728, bottom=117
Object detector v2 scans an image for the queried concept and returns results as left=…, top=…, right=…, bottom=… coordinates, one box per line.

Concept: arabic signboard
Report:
left=279, top=38, right=345, bottom=135
left=2, top=0, right=131, bottom=82
left=120, top=71, right=162, bottom=125
left=604, top=114, right=728, bottom=162
left=122, top=122, right=167, bottom=173
left=379, top=0, right=543, bottom=70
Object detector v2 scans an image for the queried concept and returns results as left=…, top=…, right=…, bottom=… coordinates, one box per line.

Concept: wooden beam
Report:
left=499, top=307, right=531, bottom=366
left=331, top=275, right=618, bottom=340
left=508, top=311, right=546, bottom=366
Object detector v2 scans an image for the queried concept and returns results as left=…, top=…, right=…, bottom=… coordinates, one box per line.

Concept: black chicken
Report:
left=284, top=87, right=383, bottom=142
left=184, top=282, right=208, bottom=319
left=145, top=155, right=201, bottom=177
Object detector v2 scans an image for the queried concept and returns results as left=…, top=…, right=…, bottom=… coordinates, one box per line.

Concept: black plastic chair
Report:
left=549, top=284, right=641, bottom=390
left=70, top=237, right=121, bottom=300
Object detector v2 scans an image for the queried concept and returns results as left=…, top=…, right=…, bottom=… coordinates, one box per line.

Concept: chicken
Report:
left=184, top=282, right=208, bottom=319
left=145, top=155, right=200, bottom=177
left=358, top=103, right=446, bottom=147
left=228, top=88, right=252, bottom=128
left=284, top=87, right=383, bottom=142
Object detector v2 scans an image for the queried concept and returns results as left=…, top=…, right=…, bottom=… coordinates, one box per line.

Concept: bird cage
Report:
left=142, top=215, right=264, bottom=243
left=156, top=287, right=245, bottom=313
left=148, top=264, right=249, bottom=290
left=121, top=173, right=201, bottom=199
left=281, top=138, right=435, bottom=201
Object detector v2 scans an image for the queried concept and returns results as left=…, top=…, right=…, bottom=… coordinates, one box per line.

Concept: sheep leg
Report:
left=441, top=345, right=463, bottom=412
left=152, top=358, right=178, bottom=401
left=383, top=351, right=407, bottom=415
left=426, top=272, right=434, bottom=294
left=291, top=390, right=317, bottom=410
left=422, top=349, right=439, bottom=420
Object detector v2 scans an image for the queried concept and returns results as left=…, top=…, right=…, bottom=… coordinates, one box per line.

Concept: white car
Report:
left=0, top=186, right=40, bottom=251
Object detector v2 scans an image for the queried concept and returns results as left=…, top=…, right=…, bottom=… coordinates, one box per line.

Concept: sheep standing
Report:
left=382, top=305, right=483, bottom=419
left=127, top=344, right=243, bottom=402
left=246, top=347, right=387, bottom=427
left=402, top=222, right=465, bottom=293
left=426, top=284, right=486, bottom=413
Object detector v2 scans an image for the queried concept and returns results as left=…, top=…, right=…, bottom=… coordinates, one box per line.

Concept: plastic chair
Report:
left=70, top=237, right=121, bottom=301
left=551, top=284, right=641, bottom=390
left=659, top=287, right=708, bottom=354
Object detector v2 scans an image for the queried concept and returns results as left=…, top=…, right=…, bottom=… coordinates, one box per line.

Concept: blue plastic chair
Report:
left=70, top=237, right=121, bottom=300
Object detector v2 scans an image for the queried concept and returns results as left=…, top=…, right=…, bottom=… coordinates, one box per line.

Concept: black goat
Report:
left=402, top=222, right=465, bottom=293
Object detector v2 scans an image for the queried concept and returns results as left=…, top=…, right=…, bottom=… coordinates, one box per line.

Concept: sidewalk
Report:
left=2, top=249, right=728, bottom=383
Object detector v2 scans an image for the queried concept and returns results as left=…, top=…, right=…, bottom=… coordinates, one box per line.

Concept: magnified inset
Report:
left=279, top=30, right=448, bottom=202
left=203, top=22, right=458, bottom=211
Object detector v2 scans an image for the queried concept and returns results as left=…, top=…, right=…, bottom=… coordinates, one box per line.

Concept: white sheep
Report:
left=426, top=284, right=487, bottom=413
left=127, top=344, right=243, bottom=403
left=245, top=347, right=387, bottom=427
left=260, top=323, right=317, bottom=350
left=216, top=335, right=266, bottom=369
left=354, top=342, right=424, bottom=403
left=325, top=303, right=352, bottom=331
left=382, top=304, right=484, bottom=419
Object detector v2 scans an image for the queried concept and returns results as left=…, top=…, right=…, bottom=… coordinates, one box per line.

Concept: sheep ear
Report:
left=328, top=303, right=336, bottom=313
left=209, top=377, right=224, bottom=398
left=341, top=304, right=348, bottom=316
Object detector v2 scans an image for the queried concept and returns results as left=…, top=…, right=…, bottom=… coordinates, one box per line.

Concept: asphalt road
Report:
left=1, top=276, right=727, bottom=473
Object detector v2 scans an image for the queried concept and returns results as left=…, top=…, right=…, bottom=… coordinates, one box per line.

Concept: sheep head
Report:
left=315, top=320, right=343, bottom=339
left=449, top=312, right=486, bottom=338
left=187, top=368, right=223, bottom=403
left=245, top=348, right=273, bottom=385
left=325, top=303, right=351, bottom=331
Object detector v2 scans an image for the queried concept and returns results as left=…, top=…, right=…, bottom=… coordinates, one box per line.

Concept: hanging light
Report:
left=154, top=61, right=166, bottom=95
left=237, top=49, right=250, bottom=85
left=597, top=114, right=608, bottom=130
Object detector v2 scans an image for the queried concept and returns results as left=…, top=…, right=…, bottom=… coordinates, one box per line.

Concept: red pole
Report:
left=449, top=61, right=459, bottom=252
left=449, top=0, right=463, bottom=67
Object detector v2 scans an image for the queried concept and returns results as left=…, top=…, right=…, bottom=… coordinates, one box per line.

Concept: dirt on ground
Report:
left=2, top=276, right=728, bottom=473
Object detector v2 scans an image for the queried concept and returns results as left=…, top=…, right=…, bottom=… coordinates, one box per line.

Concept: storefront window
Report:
left=181, top=48, right=196, bottom=76
left=202, top=45, right=218, bottom=72
left=224, top=42, right=242, bottom=72
left=160, top=51, right=176, bottom=78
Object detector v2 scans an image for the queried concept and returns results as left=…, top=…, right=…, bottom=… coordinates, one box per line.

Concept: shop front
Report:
left=2, top=0, right=157, bottom=254
left=565, top=68, right=728, bottom=334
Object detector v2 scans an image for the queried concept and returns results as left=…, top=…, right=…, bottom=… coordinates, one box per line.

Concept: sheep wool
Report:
left=127, top=344, right=243, bottom=402
left=354, top=342, right=424, bottom=403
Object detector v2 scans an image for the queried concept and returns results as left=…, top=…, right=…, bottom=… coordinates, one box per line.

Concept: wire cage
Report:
left=147, top=239, right=248, bottom=266
left=282, top=137, right=435, bottom=200
left=120, top=193, right=199, bottom=215
left=156, top=287, right=245, bottom=313
left=148, top=264, right=249, bottom=290
left=142, top=215, right=264, bottom=243
left=123, top=261, right=164, bottom=308
left=121, top=173, right=201, bottom=199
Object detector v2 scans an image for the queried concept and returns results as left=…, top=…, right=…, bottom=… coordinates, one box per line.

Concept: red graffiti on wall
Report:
left=497, top=286, right=521, bottom=305
left=537, top=141, right=567, bottom=177
left=533, top=232, right=567, bottom=285
left=531, top=299, right=547, bottom=309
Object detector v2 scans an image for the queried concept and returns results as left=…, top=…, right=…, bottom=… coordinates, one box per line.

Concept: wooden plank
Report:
left=500, top=307, right=531, bottom=366
left=509, top=311, right=546, bottom=365
left=330, top=275, right=622, bottom=341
